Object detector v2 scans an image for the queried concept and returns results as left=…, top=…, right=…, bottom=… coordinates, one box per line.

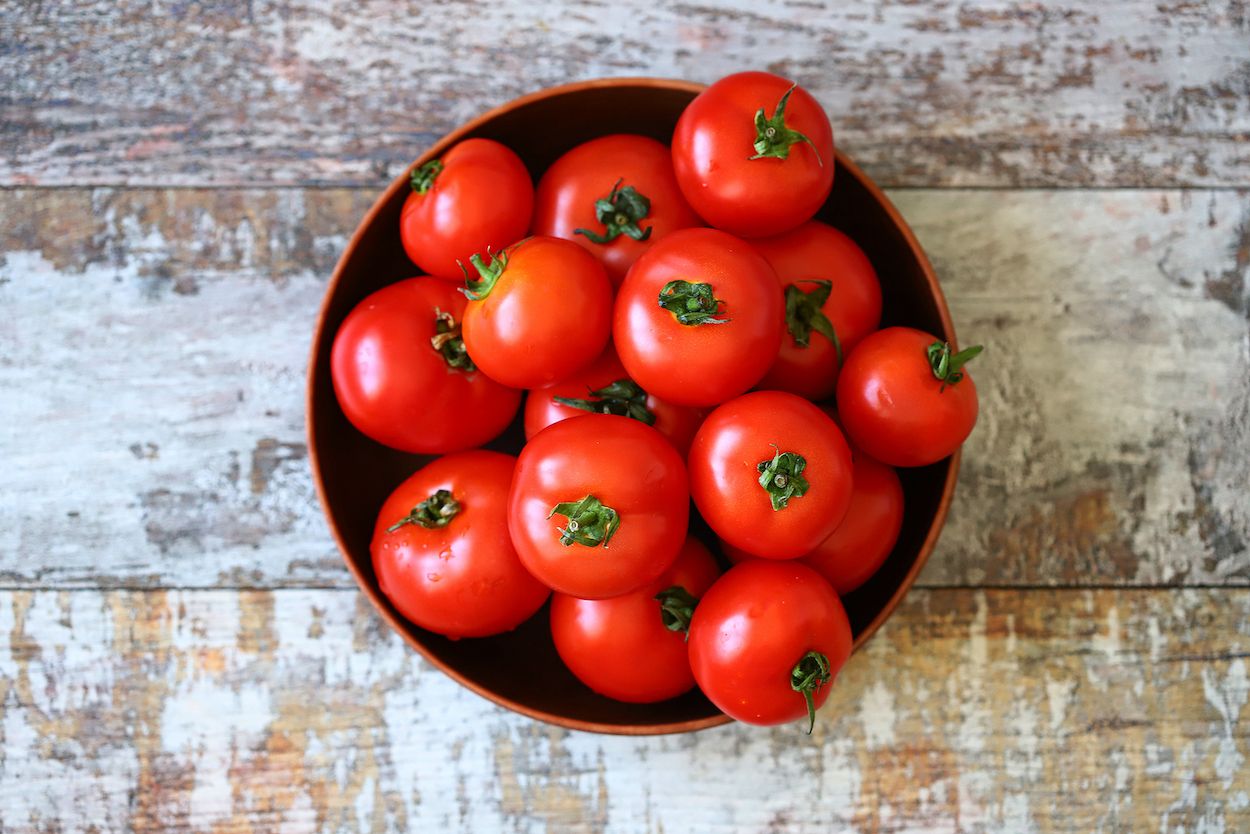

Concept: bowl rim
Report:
left=307, top=76, right=960, bottom=736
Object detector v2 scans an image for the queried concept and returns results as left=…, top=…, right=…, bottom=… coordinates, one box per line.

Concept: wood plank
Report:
left=0, top=187, right=1246, bottom=588
left=0, top=588, right=1246, bottom=832
left=1, top=0, right=1247, bottom=188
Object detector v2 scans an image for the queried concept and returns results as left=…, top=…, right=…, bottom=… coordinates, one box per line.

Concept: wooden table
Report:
left=2, top=2, right=1248, bottom=831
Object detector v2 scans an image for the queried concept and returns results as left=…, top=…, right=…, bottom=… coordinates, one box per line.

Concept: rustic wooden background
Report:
left=2, top=1, right=1248, bottom=831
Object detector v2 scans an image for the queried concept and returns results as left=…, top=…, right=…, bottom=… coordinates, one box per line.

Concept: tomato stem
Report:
left=429, top=308, right=475, bottom=372
left=386, top=489, right=461, bottom=533
left=575, top=178, right=654, bottom=245
left=548, top=495, right=620, bottom=548
left=460, top=249, right=509, bottom=301
left=553, top=378, right=656, bottom=425
left=654, top=585, right=699, bottom=639
left=757, top=447, right=810, bottom=511
left=784, top=279, right=843, bottom=366
left=409, top=159, right=444, bottom=194
left=658, top=280, right=731, bottom=326
left=927, top=341, right=984, bottom=392
left=790, top=650, right=832, bottom=734
left=749, top=84, right=822, bottom=165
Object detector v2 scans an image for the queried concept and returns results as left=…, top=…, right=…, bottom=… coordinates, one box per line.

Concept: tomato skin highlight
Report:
left=532, top=134, right=702, bottom=287
left=399, top=138, right=534, bottom=281
left=461, top=236, right=613, bottom=389
left=614, top=227, right=783, bottom=407
left=672, top=71, right=834, bottom=239
left=689, top=391, right=853, bottom=560
left=330, top=277, right=521, bottom=453
left=836, top=327, right=980, bottom=467
left=749, top=221, right=882, bottom=400
left=549, top=536, right=720, bottom=703
left=523, top=345, right=707, bottom=457
left=371, top=451, right=549, bottom=639
left=688, top=560, right=852, bottom=727
left=508, top=414, right=690, bottom=599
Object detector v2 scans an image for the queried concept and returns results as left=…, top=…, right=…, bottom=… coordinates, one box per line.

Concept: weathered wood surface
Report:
left=1, top=588, right=1247, bottom=833
left=1, top=187, right=1245, bottom=588
left=2, top=0, right=1248, bottom=188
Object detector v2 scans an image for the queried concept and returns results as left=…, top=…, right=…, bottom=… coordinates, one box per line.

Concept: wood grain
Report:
left=1, top=0, right=1248, bottom=188
left=1, top=587, right=1246, bottom=832
left=0, top=187, right=1245, bottom=589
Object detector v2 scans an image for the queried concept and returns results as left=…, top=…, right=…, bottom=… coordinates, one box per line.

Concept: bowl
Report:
left=307, top=78, right=959, bottom=735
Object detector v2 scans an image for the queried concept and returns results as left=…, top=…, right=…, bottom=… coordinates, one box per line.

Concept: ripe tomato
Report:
left=371, top=451, right=549, bottom=639
left=508, top=414, right=689, bottom=599
left=688, top=560, right=852, bottom=730
left=532, top=134, right=702, bottom=286
left=750, top=221, right=882, bottom=400
left=550, top=536, right=720, bottom=703
left=399, top=138, right=534, bottom=281
left=614, top=228, right=782, bottom=407
left=689, top=391, right=853, bottom=560
left=524, top=345, right=707, bottom=457
left=461, top=236, right=612, bottom=389
left=837, top=327, right=982, bottom=467
left=330, top=277, right=521, bottom=453
left=672, top=72, right=834, bottom=238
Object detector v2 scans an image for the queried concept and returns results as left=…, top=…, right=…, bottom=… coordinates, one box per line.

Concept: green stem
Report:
left=553, top=379, right=656, bottom=425
left=784, top=280, right=843, bottom=366
left=409, top=159, right=444, bottom=194
left=429, top=308, right=475, bottom=372
left=386, top=489, right=461, bottom=533
left=575, top=178, right=653, bottom=244
left=658, top=280, right=730, bottom=326
left=547, top=495, right=620, bottom=548
left=749, top=84, right=822, bottom=164
left=927, top=341, right=984, bottom=391
left=460, top=249, right=509, bottom=301
left=654, top=585, right=699, bottom=639
left=790, top=651, right=832, bottom=734
left=756, top=447, right=810, bottom=511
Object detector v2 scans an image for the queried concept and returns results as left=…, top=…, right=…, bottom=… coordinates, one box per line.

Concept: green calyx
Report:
left=658, top=280, right=730, bottom=326
left=749, top=84, right=822, bottom=164
left=784, top=280, right=843, bottom=366
left=927, top=341, right=984, bottom=391
left=429, top=307, right=475, bottom=372
left=386, top=489, right=461, bottom=533
left=460, top=249, right=509, bottom=301
left=654, top=585, right=699, bottom=639
left=553, top=379, right=656, bottom=426
left=756, top=447, right=810, bottom=511
left=790, top=651, right=832, bottom=734
left=548, top=494, right=620, bottom=549
left=575, top=178, right=653, bottom=245
left=409, top=159, right=444, bottom=194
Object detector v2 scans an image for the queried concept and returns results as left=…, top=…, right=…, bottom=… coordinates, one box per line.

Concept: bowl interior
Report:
left=309, top=80, right=955, bottom=734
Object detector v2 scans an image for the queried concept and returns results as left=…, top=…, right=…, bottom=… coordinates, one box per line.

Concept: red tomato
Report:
left=523, top=345, right=707, bottom=457
left=550, top=536, right=720, bottom=703
left=508, top=415, right=689, bottom=599
left=532, top=134, right=702, bottom=286
left=722, top=451, right=904, bottom=595
left=689, top=391, right=853, bottom=560
left=461, top=236, right=613, bottom=389
left=750, top=222, right=882, bottom=400
left=672, top=72, right=834, bottom=238
left=614, top=228, right=783, bottom=407
left=837, top=327, right=982, bottom=467
left=371, top=451, right=549, bottom=639
left=399, top=139, right=534, bottom=281
left=330, top=277, right=521, bottom=453
left=688, top=560, right=852, bottom=730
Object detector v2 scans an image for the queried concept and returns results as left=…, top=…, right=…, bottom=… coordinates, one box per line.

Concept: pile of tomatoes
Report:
left=331, top=71, right=981, bottom=732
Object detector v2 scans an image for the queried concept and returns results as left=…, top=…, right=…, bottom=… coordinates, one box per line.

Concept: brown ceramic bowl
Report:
left=308, top=78, right=959, bottom=735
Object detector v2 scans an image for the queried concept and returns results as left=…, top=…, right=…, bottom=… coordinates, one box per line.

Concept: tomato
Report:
left=672, top=72, right=834, bottom=239
left=330, top=277, right=521, bottom=453
left=523, top=344, right=707, bottom=457
left=614, top=228, right=783, bottom=407
left=837, top=327, right=982, bottom=467
left=371, top=451, right=549, bottom=639
left=461, top=236, right=613, bottom=389
left=550, top=536, right=720, bottom=703
left=750, top=222, right=882, bottom=400
left=508, top=414, right=689, bottom=599
left=723, top=451, right=904, bottom=595
left=688, top=560, right=852, bottom=730
left=689, top=391, right=853, bottom=560
left=532, top=134, right=702, bottom=286
left=399, top=139, right=534, bottom=281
